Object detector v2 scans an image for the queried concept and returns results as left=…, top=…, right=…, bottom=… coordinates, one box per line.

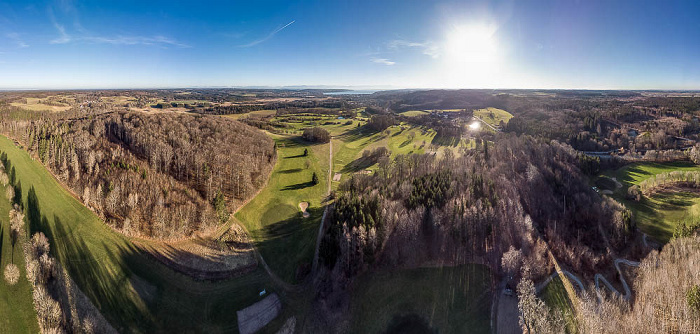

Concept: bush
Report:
left=213, top=191, right=229, bottom=223
left=688, top=285, right=700, bottom=312
left=3, top=264, right=19, bottom=285
left=302, top=127, right=331, bottom=143
left=312, top=172, right=319, bottom=185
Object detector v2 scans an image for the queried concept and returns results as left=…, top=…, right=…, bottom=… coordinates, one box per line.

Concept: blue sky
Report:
left=0, top=0, right=699, bottom=89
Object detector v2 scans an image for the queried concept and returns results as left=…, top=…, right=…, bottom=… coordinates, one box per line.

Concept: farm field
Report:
left=349, top=264, right=492, bottom=334
left=399, top=110, right=429, bottom=117
left=0, top=135, right=296, bottom=333
left=10, top=97, right=72, bottom=112
left=599, top=161, right=700, bottom=242
left=225, top=109, right=278, bottom=120
left=234, top=134, right=329, bottom=284
left=539, top=276, right=576, bottom=333
left=0, top=183, right=39, bottom=333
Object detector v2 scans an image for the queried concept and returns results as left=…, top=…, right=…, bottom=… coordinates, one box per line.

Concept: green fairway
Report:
left=539, top=276, right=576, bottom=333
left=349, top=264, right=492, bottom=334
left=0, top=135, right=297, bottom=333
left=234, top=135, right=329, bottom=284
left=473, top=108, right=513, bottom=127
left=0, top=184, right=39, bottom=333
left=599, top=161, right=700, bottom=242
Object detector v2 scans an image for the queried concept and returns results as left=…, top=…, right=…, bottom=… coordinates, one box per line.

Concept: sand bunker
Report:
left=299, top=202, right=310, bottom=218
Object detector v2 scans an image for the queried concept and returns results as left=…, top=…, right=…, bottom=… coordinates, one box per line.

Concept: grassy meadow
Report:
left=539, top=276, right=577, bottom=333
left=0, top=183, right=39, bottom=333
left=599, top=161, right=700, bottom=242
left=349, top=264, right=492, bottom=334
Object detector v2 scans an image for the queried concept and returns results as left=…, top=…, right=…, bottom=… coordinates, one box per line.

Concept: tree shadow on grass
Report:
left=337, top=126, right=380, bottom=143
left=281, top=181, right=315, bottom=191
left=25, top=185, right=155, bottom=332
left=254, top=207, right=323, bottom=284
left=341, top=156, right=377, bottom=173
left=278, top=168, right=303, bottom=174
left=430, top=134, right=459, bottom=147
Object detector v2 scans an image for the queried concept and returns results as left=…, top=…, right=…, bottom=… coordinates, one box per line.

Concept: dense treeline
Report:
left=318, top=134, right=633, bottom=294
left=0, top=109, right=276, bottom=238
left=365, top=115, right=396, bottom=131
left=628, top=170, right=700, bottom=200
left=302, top=127, right=331, bottom=143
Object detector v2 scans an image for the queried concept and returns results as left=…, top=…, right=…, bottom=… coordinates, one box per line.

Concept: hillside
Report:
left=0, top=108, right=276, bottom=239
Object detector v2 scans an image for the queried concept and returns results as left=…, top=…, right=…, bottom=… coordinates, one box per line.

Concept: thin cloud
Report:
left=388, top=39, right=440, bottom=58
left=47, top=5, right=188, bottom=48
left=6, top=32, right=29, bottom=48
left=48, top=7, right=71, bottom=44
left=50, top=22, right=71, bottom=44
left=239, top=20, right=295, bottom=48
left=371, top=57, right=396, bottom=66
left=82, top=35, right=190, bottom=48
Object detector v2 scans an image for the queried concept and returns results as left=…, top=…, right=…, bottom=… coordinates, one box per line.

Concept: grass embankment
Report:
left=473, top=108, right=513, bottom=128
left=539, top=276, right=577, bottom=333
left=599, top=161, right=700, bottom=242
left=349, top=264, right=492, bottom=334
left=234, top=135, right=329, bottom=284
left=0, top=184, right=39, bottom=333
left=0, top=135, right=299, bottom=333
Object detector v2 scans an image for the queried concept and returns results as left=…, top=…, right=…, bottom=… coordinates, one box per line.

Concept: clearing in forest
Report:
left=473, top=107, right=513, bottom=128
left=599, top=161, right=700, bottom=242
left=234, top=135, right=329, bottom=284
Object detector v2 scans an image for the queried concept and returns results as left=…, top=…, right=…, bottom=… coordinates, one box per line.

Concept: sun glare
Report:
left=441, top=24, right=500, bottom=87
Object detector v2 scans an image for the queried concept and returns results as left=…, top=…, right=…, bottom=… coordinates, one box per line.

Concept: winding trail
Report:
left=594, top=259, right=640, bottom=301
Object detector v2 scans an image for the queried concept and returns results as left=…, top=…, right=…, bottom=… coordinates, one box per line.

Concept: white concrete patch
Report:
left=237, top=293, right=282, bottom=334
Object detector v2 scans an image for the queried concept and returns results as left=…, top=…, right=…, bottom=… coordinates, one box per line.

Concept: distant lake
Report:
left=324, top=90, right=379, bottom=95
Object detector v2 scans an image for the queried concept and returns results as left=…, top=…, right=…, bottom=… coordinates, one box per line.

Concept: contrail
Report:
left=239, top=20, right=295, bottom=47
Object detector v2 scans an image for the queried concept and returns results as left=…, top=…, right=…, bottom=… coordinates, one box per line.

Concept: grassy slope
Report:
left=234, top=135, right=328, bottom=284
left=0, top=183, right=39, bottom=333
left=0, top=135, right=295, bottom=334
left=539, top=276, right=576, bottom=333
left=473, top=108, right=513, bottom=127
left=349, top=264, right=492, bottom=334
left=600, top=161, right=700, bottom=242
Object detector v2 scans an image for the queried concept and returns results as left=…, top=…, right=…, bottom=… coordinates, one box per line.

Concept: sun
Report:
left=441, top=24, right=500, bottom=87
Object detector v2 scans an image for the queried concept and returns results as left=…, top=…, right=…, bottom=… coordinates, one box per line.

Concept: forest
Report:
left=0, top=106, right=276, bottom=238
left=318, top=134, right=634, bottom=304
